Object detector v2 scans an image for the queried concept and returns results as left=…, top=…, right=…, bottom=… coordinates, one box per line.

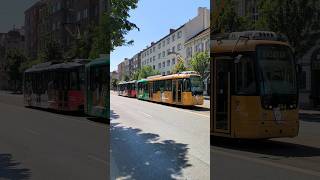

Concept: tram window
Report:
left=235, top=56, right=257, bottom=94
left=70, top=71, right=79, bottom=90
left=165, top=80, right=172, bottom=91
left=183, top=79, right=191, bottom=92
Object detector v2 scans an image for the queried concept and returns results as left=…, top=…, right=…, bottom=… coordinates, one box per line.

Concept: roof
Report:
left=185, top=27, right=209, bottom=42
left=86, top=56, right=110, bottom=67
left=25, top=60, right=89, bottom=73
left=211, top=39, right=290, bottom=53
left=147, top=72, right=201, bottom=81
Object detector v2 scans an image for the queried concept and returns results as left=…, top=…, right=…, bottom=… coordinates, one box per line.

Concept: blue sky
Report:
left=110, top=0, right=210, bottom=71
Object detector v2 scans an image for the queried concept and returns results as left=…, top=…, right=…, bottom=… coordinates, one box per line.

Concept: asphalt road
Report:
left=110, top=92, right=210, bottom=180
left=0, top=92, right=108, bottom=180
left=211, top=113, right=320, bottom=180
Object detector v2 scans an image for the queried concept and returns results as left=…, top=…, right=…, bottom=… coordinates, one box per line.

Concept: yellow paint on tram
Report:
left=211, top=31, right=299, bottom=139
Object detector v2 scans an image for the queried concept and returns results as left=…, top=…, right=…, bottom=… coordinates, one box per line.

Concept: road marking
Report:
left=141, top=112, right=152, bottom=118
left=24, top=128, right=41, bottom=136
left=111, top=95, right=210, bottom=119
left=88, top=154, right=107, bottom=164
left=173, top=108, right=210, bottom=118
left=213, top=149, right=320, bottom=177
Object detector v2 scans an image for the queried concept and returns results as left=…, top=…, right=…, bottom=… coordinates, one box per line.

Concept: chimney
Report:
left=151, top=42, right=155, bottom=46
left=170, top=28, right=175, bottom=34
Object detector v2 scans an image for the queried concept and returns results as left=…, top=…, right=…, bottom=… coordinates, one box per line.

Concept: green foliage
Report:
left=109, top=0, right=139, bottom=52
left=172, top=57, right=188, bottom=74
left=111, top=78, right=119, bottom=90
left=40, top=39, right=63, bottom=62
left=6, top=49, right=28, bottom=91
left=138, top=66, right=160, bottom=80
left=256, top=0, right=320, bottom=57
left=189, top=52, right=210, bottom=79
left=214, top=0, right=252, bottom=33
left=90, top=13, right=109, bottom=58
left=130, top=66, right=160, bottom=80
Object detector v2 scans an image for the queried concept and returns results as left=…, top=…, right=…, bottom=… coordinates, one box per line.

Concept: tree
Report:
left=256, top=0, right=320, bottom=58
left=189, top=52, right=210, bottom=79
left=214, top=0, right=252, bottom=33
left=40, top=39, right=64, bottom=62
left=137, top=66, right=160, bottom=80
left=172, top=57, right=188, bottom=74
left=109, top=0, right=139, bottom=52
left=111, top=78, right=119, bottom=90
left=6, top=49, right=28, bottom=92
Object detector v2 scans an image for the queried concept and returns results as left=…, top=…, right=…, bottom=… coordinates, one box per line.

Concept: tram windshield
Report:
left=189, top=76, right=204, bottom=94
left=257, top=45, right=297, bottom=96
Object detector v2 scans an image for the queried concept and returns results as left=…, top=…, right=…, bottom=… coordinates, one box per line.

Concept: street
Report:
left=211, top=112, right=320, bottom=180
left=0, top=92, right=108, bottom=180
left=110, top=91, right=210, bottom=180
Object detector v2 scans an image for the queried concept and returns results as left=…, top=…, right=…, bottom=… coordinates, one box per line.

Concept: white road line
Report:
left=111, top=95, right=210, bottom=119
left=141, top=112, right=153, bottom=118
left=24, top=128, right=41, bottom=136
left=88, top=154, right=107, bottom=164
left=213, top=149, right=320, bottom=177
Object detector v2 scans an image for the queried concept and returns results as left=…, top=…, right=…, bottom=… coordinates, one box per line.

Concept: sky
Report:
left=0, top=0, right=38, bottom=32
left=110, top=0, right=210, bottom=71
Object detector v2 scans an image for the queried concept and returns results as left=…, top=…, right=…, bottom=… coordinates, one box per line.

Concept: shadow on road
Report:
left=211, top=136, right=320, bottom=158
left=26, top=106, right=87, bottom=117
left=110, top=121, right=191, bottom=179
left=300, top=113, right=320, bottom=123
left=0, top=154, right=31, bottom=180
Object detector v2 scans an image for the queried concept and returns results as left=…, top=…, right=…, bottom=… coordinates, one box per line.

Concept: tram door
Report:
left=149, top=82, right=153, bottom=100
left=214, top=57, right=233, bottom=134
left=172, top=80, right=176, bottom=102
left=177, top=79, right=183, bottom=103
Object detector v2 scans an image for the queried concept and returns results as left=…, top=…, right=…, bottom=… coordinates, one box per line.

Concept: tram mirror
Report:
left=234, top=54, right=243, bottom=63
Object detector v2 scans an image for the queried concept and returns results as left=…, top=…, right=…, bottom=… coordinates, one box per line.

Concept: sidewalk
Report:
left=299, top=109, right=320, bottom=115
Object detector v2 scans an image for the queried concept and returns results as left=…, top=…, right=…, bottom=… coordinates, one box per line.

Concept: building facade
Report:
left=25, top=0, right=104, bottom=60
left=24, top=1, right=44, bottom=59
left=139, top=7, right=210, bottom=75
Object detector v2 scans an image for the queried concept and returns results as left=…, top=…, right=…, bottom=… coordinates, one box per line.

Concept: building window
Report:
left=162, top=62, right=165, bottom=68
left=167, top=38, right=170, bottom=44
left=153, top=46, right=156, bottom=52
left=153, top=56, right=156, bottom=61
left=177, top=44, right=182, bottom=51
left=84, top=8, right=88, bottom=18
left=153, top=65, right=155, bottom=69
left=162, top=51, right=165, bottom=57
left=167, top=49, right=170, bottom=55
left=162, top=72, right=165, bottom=75
left=172, top=46, right=175, bottom=53
left=150, top=48, right=152, bottom=54
left=205, top=40, right=210, bottom=51
left=299, top=71, right=306, bottom=89
left=162, top=41, right=165, bottom=47
left=158, top=53, right=161, bottom=59
left=178, top=31, right=182, bottom=38
left=158, top=63, right=161, bottom=69
left=172, top=58, right=176, bottom=65
left=167, top=60, right=170, bottom=66
left=158, top=43, right=161, bottom=49
left=172, top=34, right=175, bottom=42
left=77, top=12, right=81, bottom=21
left=167, top=71, right=170, bottom=75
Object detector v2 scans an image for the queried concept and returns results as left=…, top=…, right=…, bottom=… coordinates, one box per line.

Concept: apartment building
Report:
left=140, top=7, right=210, bottom=75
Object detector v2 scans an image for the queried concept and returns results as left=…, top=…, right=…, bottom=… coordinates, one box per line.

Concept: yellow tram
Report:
left=211, top=31, right=299, bottom=139
left=142, top=72, right=204, bottom=106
